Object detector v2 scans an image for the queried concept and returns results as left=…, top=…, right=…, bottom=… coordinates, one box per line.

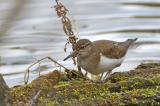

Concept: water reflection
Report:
left=0, top=0, right=160, bottom=86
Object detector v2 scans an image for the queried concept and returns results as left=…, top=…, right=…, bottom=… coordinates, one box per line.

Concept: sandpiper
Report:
left=64, top=38, right=137, bottom=80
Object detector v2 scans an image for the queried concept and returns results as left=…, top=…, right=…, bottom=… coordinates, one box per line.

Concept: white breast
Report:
left=97, top=55, right=125, bottom=73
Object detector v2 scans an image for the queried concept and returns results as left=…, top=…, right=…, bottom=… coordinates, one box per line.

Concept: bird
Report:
left=64, top=38, right=137, bottom=80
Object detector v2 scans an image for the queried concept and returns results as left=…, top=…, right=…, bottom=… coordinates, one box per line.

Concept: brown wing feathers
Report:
left=93, top=38, right=137, bottom=59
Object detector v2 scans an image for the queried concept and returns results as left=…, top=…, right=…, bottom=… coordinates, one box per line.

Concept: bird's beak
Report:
left=63, top=50, right=78, bottom=61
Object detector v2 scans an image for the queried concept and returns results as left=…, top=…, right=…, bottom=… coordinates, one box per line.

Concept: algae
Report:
left=8, top=63, right=160, bottom=106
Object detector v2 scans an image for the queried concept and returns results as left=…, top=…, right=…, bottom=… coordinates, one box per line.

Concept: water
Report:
left=0, top=0, right=160, bottom=86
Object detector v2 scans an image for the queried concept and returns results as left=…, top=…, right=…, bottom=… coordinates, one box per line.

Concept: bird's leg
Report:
left=84, top=71, right=88, bottom=78
left=91, top=73, right=105, bottom=83
left=103, top=70, right=112, bottom=81
left=77, top=65, right=83, bottom=75
left=77, top=65, right=89, bottom=79
left=100, top=72, right=104, bottom=81
left=91, top=74, right=104, bottom=83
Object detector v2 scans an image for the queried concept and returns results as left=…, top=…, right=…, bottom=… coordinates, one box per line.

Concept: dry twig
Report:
left=24, top=56, right=68, bottom=84
left=23, top=1, right=87, bottom=84
left=24, top=57, right=85, bottom=84
left=29, top=90, right=42, bottom=106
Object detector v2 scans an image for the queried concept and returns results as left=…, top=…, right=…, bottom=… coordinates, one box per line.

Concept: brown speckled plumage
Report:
left=64, top=38, right=137, bottom=75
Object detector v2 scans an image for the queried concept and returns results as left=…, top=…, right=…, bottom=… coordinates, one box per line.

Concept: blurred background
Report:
left=0, top=0, right=160, bottom=86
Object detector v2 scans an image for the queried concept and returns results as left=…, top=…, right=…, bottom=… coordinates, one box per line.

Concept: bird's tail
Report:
left=125, top=38, right=138, bottom=47
left=126, top=38, right=138, bottom=45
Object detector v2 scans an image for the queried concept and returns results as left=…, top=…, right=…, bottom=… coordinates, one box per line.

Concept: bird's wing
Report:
left=93, top=40, right=128, bottom=59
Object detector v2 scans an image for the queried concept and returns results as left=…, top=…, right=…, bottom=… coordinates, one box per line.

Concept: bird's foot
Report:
left=102, top=71, right=112, bottom=81
left=91, top=80, right=105, bottom=84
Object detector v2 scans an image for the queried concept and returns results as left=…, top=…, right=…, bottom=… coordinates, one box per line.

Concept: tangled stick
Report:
left=54, top=0, right=78, bottom=65
left=23, top=0, right=88, bottom=85
left=24, top=57, right=85, bottom=84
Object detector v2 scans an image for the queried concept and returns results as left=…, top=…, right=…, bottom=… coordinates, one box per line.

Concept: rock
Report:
left=154, top=92, right=160, bottom=102
left=108, top=83, right=121, bottom=93
left=9, top=70, right=62, bottom=105
left=0, top=74, right=9, bottom=106
left=7, top=63, right=160, bottom=106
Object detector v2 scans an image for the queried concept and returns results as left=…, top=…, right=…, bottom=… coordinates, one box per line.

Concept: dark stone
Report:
left=122, top=93, right=138, bottom=106
left=154, top=92, right=160, bottom=102
left=108, top=83, right=121, bottom=93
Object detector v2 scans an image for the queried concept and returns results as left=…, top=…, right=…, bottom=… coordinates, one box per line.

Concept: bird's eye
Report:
left=80, top=43, right=90, bottom=49
left=80, top=45, right=85, bottom=49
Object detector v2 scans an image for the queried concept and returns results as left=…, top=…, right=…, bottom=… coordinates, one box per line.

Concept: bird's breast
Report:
left=97, top=55, right=125, bottom=73
left=77, top=55, right=99, bottom=74
left=77, top=54, right=124, bottom=75
left=77, top=57, right=89, bottom=70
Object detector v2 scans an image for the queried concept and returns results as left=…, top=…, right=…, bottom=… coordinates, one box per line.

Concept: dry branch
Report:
left=24, top=57, right=85, bottom=84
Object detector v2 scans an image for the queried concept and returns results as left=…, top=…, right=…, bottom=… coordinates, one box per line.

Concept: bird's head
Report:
left=64, top=39, right=93, bottom=61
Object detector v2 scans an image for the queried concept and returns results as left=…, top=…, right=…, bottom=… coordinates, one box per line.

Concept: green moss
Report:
left=38, top=96, right=59, bottom=106
left=53, top=81, right=69, bottom=88
left=9, top=63, right=160, bottom=106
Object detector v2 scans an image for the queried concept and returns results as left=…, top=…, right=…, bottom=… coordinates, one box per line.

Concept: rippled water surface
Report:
left=1, top=0, right=160, bottom=86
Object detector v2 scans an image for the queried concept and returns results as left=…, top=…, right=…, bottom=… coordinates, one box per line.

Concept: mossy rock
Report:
left=8, top=63, right=160, bottom=106
left=0, top=74, right=9, bottom=106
